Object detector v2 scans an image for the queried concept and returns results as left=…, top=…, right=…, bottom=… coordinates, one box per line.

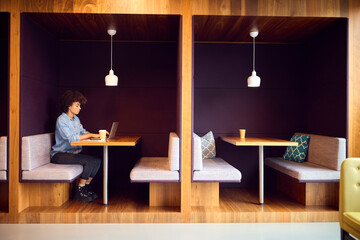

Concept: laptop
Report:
left=84, top=122, right=118, bottom=141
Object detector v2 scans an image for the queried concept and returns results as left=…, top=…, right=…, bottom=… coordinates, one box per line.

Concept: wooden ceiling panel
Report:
left=194, top=16, right=342, bottom=43
left=24, top=13, right=180, bottom=42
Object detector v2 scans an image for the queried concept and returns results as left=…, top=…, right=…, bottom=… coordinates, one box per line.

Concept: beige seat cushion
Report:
left=22, top=163, right=83, bottom=181
left=193, top=158, right=241, bottom=182
left=265, top=157, right=340, bottom=181
left=0, top=136, right=7, bottom=171
left=168, top=132, right=180, bottom=171
left=130, top=157, right=179, bottom=181
left=0, top=171, right=6, bottom=181
left=193, top=134, right=203, bottom=170
left=343, top=212, right=360, bottom=232
left=22, top=133, right=54, bottom=170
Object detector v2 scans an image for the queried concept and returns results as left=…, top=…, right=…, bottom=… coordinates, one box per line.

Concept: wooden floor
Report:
left=17, top=188, right=338, bottom=223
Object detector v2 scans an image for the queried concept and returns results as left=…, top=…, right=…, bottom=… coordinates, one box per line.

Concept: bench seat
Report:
left=0, top=171, right=5, bottom=181
left=22, top=162, right=83, bottom=181
left=0, top=136, right=6, bottom=181
left=265, top=157, right=340, bottom=182
left=193, top=158, right=241, bottom=182
left=22, top=133, right=82, bottom=182
left=130, top=157, right=179, bottom=182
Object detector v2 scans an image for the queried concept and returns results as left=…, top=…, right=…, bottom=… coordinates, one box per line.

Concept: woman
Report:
left=51, top=90, right=101, bottom=202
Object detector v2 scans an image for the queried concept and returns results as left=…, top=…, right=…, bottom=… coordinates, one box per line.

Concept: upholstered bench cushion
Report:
left=193, top=158, right=241, bottom=182
left=130, top=157, right=180, bottom=181
left=0, top=171, right=6, bottom=180
left=343, top=212, right=360, bottom=231
left=193, top=134, right=203, bottom=171
left=265, top=157, right=340, bottom=181
left=296, top=133, right=346, bottom=170
left=168, top=132, right=180, bottom=171
left=22, top=133, right=54, bottom=171
left=22, top=163, right=83, bottom=181
left=0, top=136, right=7, bottom=170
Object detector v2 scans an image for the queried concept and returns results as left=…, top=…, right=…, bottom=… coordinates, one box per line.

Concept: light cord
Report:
left=110, top=34, right=113, bottom=70
left=253, top=36, right=255, bottom=71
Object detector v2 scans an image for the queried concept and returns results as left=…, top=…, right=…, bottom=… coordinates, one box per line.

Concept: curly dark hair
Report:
left=60, top=90, right=87, bottom=113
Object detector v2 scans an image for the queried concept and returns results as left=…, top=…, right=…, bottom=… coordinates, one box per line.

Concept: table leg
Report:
left=259, top=146, right=264, bottom=205
left=103, top=146, right=108, bottom=205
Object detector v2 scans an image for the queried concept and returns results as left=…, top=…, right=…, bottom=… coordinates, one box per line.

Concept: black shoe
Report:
left=73, top=185, right=93, bottom=202
left=86, top=184, right=99, bottom=200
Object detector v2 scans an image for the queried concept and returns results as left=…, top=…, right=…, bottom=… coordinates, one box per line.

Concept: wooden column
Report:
left=8, top=0, right=20, bottom=223
left=181, top=0, right=192, bottom=223
left=349, top=0, right=360, bottom=157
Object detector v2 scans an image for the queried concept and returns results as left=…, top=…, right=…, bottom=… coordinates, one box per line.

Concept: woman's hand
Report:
left=79, top=133, right=99, bottom=140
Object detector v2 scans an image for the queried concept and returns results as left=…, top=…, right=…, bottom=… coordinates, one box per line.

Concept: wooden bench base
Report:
left=19, top=182, right=71, bottom=211
left=149, top=182, right=180, bottom=207
left=277, top=173, right=339, bottom=207
left=191, top=182, right=219, bottom=207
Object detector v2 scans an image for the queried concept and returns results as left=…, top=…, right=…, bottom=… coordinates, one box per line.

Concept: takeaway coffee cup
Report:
left=99, top=130, right=107, bottom=141
left=239, top=129, right=246, bottom=138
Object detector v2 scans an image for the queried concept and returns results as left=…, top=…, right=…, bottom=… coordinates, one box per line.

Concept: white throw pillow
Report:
left=194, top=131, right=216, bottom=159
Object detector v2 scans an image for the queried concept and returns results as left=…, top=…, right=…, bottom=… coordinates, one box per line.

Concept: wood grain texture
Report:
left=23, top=183, right=71, bottom=207
left=192, top=0, right=348, bottom=17
left=191, top=182, right=219, bottom=207
left=277, top=173, right=339, bottom=207
left=20, top=0, right=182, bottom=14
left=349, top=0, right=360, bottom=157
left=71, top=136, right=141, bottom=146
left=149, top=182, right=180, bottom=207
left=191, top=188, right=339, bottom=223
left=18, top=192, right=181, bottom=223
left=221, top=137, right=298, bottom=146
left=0, top=0, right=11, bottom=12
left=8, top=0, right=20, bottom=224
left=24, top=13, right=180, bottom=42
left=181, top=0, right=192, bottom=223
left=194, top=15, right=340, bottom=43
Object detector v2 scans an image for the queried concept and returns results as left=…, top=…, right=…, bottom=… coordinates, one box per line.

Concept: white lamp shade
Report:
left=105, top=69, right=118, bottom=86
left=247, top=71, right=261, bottom=87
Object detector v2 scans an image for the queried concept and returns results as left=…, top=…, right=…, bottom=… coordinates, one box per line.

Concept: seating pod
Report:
left=20, top=133, right=83, bottom=208
left=130, top=132, right=180, bottom=206
left=265, top=133, right=346, bottom=206
left=0, top=136, right=7, bottom=181
left=340, top=158, right=360, bottom=240
left=192, top=134, right=241, bottom=207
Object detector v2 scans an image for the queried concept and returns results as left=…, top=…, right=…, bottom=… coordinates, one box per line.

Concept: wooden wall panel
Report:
left=193, top=0, right=348, bottom=17
left=349, top=0, right=360, bottom=157
left=0, top=0, right=11, bottom=12
left=9, top=0, right=21, bottom=223
left=181, top=0, right=192, bottom=223
left=20, top=0, right=182, bottom=14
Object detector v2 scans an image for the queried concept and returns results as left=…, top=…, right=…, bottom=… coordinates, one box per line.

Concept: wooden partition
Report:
left=4, top=0, right=360, bottom=223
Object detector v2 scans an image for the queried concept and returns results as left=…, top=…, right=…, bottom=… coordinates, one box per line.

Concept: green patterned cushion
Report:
left=282, top=134, right=310, bottom=162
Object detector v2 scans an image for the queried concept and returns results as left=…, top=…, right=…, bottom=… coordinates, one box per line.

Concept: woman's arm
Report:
left=79, top=133, right=100, bottom=140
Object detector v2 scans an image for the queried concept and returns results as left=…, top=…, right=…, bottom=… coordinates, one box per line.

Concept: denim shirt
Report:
left=51, top=112, right=88, bottom=157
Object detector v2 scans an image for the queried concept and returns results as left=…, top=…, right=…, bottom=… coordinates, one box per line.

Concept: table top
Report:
left=71, top=136, right=141, bottom=146
left=221, top=137, right=298, bottom=147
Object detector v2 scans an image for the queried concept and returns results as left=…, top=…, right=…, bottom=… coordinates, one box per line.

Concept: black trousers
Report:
left=51, top=152, right=101, bottom=180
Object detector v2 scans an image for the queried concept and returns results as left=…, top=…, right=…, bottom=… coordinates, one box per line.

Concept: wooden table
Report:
left=221, top=137, right=298, bottom=205
left=71, top=136, right=141, bottom=205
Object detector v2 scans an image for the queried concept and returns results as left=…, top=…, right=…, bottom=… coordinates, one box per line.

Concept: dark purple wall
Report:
left=0, top=13, right=9, bottom=137
left=300, top=19, right=347, bottom=138
left=194, top=20, right=347, bottom=189
left=20, top=15, right=60, bottom=137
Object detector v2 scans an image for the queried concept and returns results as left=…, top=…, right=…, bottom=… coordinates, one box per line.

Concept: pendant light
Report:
left=105, top=29, right=118, bottom=86
left=247, top=31, right=261, bottom=87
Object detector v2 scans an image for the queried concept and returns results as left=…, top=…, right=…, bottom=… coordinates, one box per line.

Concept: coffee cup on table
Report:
left=239, top=129, right=246, bottom=138
left=99, top=130, right=107, bottom=141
